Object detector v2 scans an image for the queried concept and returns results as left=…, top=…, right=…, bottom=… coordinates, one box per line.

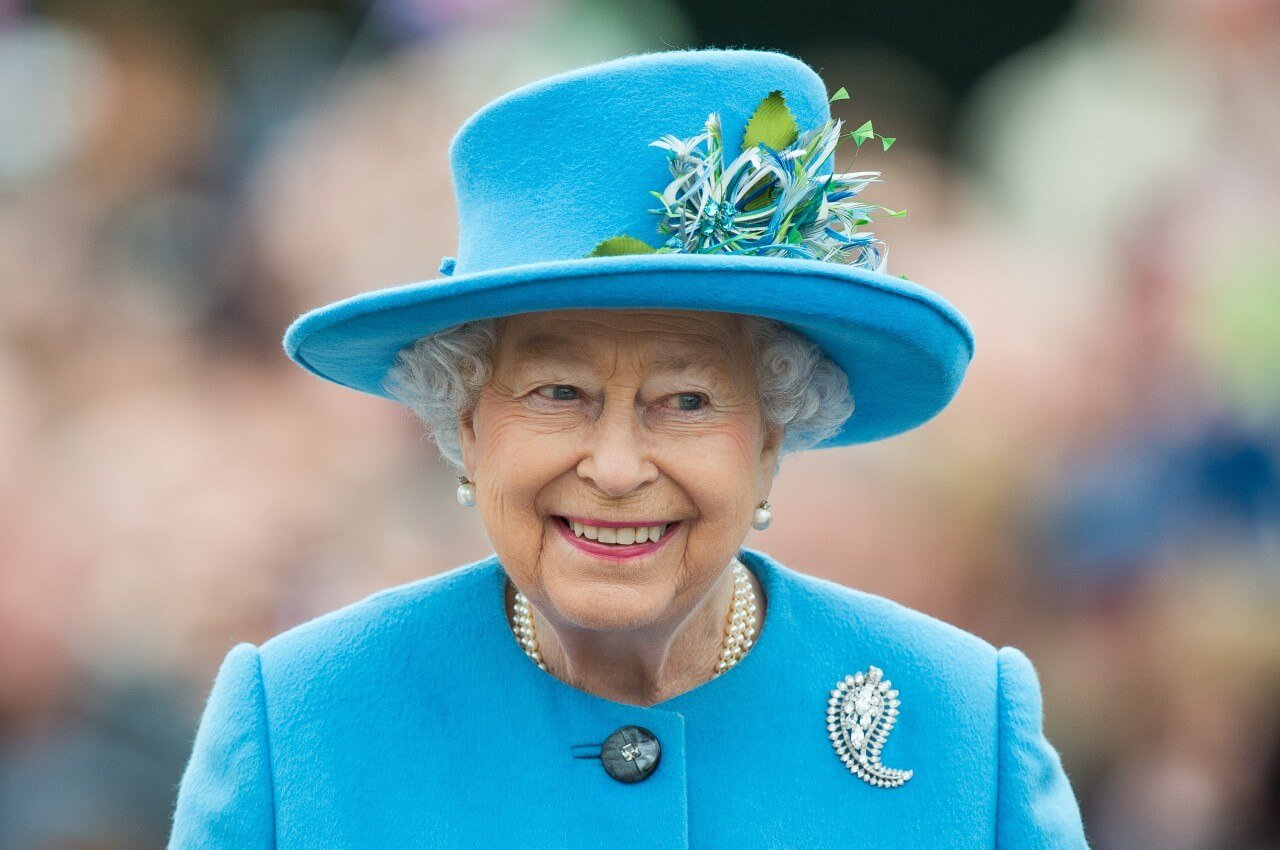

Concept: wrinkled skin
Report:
left=458, top=308, right=782, bottom=706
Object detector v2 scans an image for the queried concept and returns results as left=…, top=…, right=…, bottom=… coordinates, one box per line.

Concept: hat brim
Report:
left=282, top=253, right=974, bottom=447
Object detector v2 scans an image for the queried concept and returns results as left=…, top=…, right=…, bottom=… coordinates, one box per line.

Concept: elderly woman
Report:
left=169, top=49, right=1089, bottom=848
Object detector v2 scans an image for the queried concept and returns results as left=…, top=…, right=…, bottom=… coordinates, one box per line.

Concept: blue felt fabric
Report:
left=281, top=48, right=976, bottom=446
left=168, top=548, right=1089, bottom=848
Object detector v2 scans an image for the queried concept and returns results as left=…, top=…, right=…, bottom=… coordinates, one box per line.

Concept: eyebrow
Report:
left=510, top=333, right=734, bottom=377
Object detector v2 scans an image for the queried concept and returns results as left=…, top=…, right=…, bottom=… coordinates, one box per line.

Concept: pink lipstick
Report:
left=551, top=516, right=680, bottom=561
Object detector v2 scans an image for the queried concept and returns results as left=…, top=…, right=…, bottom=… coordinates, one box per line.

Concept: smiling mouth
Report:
left=553, top=515, right=681, bottom=546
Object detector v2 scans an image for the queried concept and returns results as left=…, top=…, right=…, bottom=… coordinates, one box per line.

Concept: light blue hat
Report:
left=282, top=48, right=974, bottom=446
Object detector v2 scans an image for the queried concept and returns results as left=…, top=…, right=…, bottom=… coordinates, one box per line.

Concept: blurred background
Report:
left=1, top=0, right=1278, bottom=846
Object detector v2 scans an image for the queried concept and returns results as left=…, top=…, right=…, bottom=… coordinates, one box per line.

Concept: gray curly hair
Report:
left=382, top=314, right=855, bottom=473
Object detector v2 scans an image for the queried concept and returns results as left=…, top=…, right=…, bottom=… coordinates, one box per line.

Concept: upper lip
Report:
left=557, top=514, right=679, bottom=529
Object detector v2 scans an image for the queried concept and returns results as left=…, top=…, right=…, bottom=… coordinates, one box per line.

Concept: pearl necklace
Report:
left=509, top=558, right=759, bottom=677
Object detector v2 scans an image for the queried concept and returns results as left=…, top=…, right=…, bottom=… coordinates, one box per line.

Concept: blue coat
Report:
left=168, top=547, right=1090, bottom=848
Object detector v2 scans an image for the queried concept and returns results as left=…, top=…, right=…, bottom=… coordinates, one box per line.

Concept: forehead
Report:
left=498, top=310, right=747, bottom=375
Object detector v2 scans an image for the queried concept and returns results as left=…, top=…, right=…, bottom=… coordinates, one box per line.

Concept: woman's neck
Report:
left=505, top=561, right=764, bottom=707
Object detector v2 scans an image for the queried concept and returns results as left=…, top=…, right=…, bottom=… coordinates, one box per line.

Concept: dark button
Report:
left=600, top=725, right=662, bottom=783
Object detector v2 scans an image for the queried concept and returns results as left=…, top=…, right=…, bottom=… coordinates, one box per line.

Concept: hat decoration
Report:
left=587, top=86, right=904, bottom=271
left=281, top=49, right=974, bottom=449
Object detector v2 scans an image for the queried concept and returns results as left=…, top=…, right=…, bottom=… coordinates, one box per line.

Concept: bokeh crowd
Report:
left=1, top=0, right=1277, bottom=846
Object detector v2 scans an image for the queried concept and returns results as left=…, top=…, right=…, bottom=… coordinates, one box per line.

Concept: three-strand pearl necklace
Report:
left=510, top=559, right=760, bottom=677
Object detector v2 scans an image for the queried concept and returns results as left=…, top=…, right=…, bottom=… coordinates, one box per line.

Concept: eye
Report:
left=668, top=392, right=707, bottom=411
left=534, top=384, right=579, bottom=402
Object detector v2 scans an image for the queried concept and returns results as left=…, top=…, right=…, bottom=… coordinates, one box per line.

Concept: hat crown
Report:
left=447, top=49, right=832, bottom=277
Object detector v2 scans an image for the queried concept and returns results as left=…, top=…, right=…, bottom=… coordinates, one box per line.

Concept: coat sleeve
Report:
left=168, top=642, right=276, bottom=849
left=995, top=645, right=1090, bottom=849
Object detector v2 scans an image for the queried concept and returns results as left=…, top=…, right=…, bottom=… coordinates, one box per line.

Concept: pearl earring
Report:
left=456, top=475, right=477, bottom=507
left=751, top=499, right=772, bottom=531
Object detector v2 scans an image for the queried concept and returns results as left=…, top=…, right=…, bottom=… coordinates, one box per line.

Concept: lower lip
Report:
left=552, top=517, right=681, bottom=561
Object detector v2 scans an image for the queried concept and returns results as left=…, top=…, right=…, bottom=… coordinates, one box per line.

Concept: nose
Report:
left=576, top=395, right=658, bottom=497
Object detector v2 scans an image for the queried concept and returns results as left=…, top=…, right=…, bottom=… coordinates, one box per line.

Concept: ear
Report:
left=762, top=420, right=784, bottom=454
left=458, top=408, right=478, bottom=476
left=758, top=420, right=784, bottom=484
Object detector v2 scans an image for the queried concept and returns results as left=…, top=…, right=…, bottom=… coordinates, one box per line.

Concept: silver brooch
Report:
left=827, top=666, right=914, bottom=788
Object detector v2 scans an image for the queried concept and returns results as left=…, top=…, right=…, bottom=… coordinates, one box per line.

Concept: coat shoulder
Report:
left=753, top=549, right=1000, bottom=686
left=255, top=552, right=502, bottom=684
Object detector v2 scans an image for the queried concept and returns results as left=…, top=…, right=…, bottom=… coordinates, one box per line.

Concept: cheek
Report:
left=669, top=418, right=764, bottom=529
left=470, top=405, right=568, bottom=547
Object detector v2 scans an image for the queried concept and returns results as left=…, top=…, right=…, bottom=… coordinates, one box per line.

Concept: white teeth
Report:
left=563, top=519, right=672, bottom=545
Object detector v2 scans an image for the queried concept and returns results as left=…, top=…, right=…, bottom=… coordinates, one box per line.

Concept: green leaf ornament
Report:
left=742, top=90, right=799, bottom=153
left=586, top=235, right=657, bottom=257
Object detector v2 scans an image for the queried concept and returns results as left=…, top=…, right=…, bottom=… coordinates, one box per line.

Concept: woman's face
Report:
left=458, top=308, right=782, bottom=635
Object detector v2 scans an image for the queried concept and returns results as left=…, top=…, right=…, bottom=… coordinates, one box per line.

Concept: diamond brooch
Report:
left=827, top=666, right=914, bottom=788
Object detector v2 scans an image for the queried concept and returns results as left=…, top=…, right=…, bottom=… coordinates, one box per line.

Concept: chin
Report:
left=541, top=575, right=674, bottom=633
